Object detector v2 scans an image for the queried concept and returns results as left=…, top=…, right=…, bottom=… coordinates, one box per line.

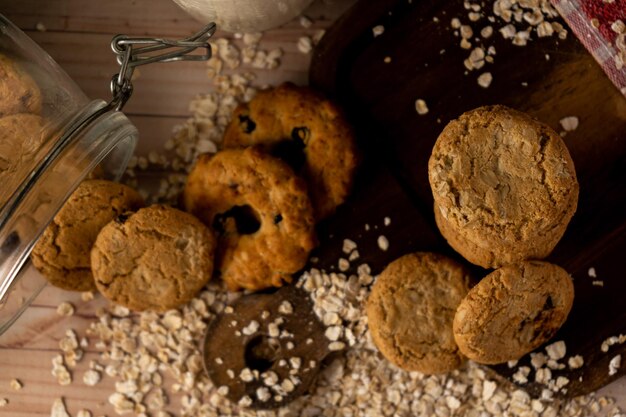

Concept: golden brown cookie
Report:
left=31, top=180, right=144, bottom=291
left=453, top=261, right=574, bottom=365
left=428, top=105, right=579, bottom=268
left=0, top=114, right=45, bottom=196
left=0, top=53, right=42, bottom=116
left=222, top=83, right=358, bottom=220
left=366, top=252, right=471, bottom=374
left=91, top=205, right=216, bottom=311
left=183, top=147, right=316, bottom=292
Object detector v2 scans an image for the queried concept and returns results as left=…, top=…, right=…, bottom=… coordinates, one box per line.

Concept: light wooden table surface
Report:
left=0, top=1, right=624, bottom=416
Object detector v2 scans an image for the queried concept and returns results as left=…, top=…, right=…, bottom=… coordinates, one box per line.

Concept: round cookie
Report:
left=0, top=114, right=45, bottom=189
left=31, top=180, right=144, bottom=292
left=428, top=105, right=579, bottom=269
left=453, top=261, right=574, bottom=365
left=91, top=205, right=216, bottom=311
left=222, top=83, right=358, bottom=220
left=366, top=252, right=471, bottom=374
left=203, top=286, right=329, bottom=409
left=183, top=147, right=316, bottom=292
left=0, top=53, right=42, bottom=117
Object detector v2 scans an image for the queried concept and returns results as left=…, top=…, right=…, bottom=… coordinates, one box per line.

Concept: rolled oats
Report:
left=415, top=99, right=429, bottom=115
left=377, top=235, right=389, bottom=251
left=372, top=25, right=385, bottom=37
left=10, top=378, right=22, bottom=390
left=560, top=116, right=579, bottom=132
left=609, top=354, right=622, bottom=376
left=51, top=398, right=70, bottom=417
left=56, top=302, right=75, bottom=317
left=477, top=72, right=493, bottom=88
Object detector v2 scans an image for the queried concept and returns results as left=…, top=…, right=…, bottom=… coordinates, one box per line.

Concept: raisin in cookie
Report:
left=31, top=180, right=144, bottom=291
left=91, top=205, right=216, bottom=311
left=0, top=53, right=42, bottom=116
left=183, top=147, right=316, bottom=291
left=428, top=105, right=578, bottom=268
left=366, top=252, right=471, bottom=374
left=453, top=261, right=574, bottom=364
left=222, top=83, right=358, bottom=220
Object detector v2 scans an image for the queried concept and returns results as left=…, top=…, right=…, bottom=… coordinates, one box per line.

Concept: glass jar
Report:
left=0, top=15, right=139, bottom=334
left=0, top=15, right=215, bottom=335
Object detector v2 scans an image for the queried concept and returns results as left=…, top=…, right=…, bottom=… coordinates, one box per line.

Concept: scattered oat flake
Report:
left=338, top=258, right=350, bottom=272
left=0, top=398, right=7, bottom=407
left=56, top=302, right=75, bottom=316
left=10, top=378, right=22, bottom=390
left=51, top=398, right=70, bottom=417
left=36, top=22, right=46, bottom=32
left=278, top=300, right=293, bottom=315
left=342, top=239, right=357, bottom=254
left=377, top=235, right=389, bottom=251
left=81, top=291, right=94, bottom=301
left=588, top=267, right=597, bottom=278
left=477, top=72, right=493, bottom=88
left=83, top=369, right=101, bottom=386
left=383, top=56, right=392, bottom=63
left=383, top=216, right=391, bottom=226
left=299, top=15, right=313, bottom=28
left=560, top=116, right=579, bottom=132
left=546, top=340, right=566, bottom=360
left=568, top=355, right=584, bottom=369
left=372, top=25, right=385, bottom=37
left=415, top=99, right=429, bottom=115
left=77, top=410, right=92, bottom=417
left=609, top=354, right=621, bottom=376
left=592, top=280, right=604, bottom=287
left=297, top=36, right=313, bottom=54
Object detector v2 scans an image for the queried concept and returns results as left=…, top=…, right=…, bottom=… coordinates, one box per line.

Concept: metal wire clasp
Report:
left=108, top=23, right=217, bottom=111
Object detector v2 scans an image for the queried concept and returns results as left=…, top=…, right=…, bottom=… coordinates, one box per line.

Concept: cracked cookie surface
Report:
left=222, top=83, right=358, bottom=220
left=91, top=205, right=216, bottom=311
left=0, top=114, right=45, bottom=202
left=183, top=147, right=316, bottom=291
left=31, top=180, right=144, bottom=291
left=366, top=252, right=471, bottom=374
left=453, top=261, right=574, bottom=364
left=428, top=105, right=578, bottom=268
left=0, top=53, right=42, bottom=117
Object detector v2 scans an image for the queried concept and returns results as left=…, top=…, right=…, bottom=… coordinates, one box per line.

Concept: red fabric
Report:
left=552, top=0, right=626, bottom=96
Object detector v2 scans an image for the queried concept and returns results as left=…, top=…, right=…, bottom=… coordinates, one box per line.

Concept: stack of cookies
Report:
left=367, top=105, right=579, bottom=374
left=183, top=83, right=358, bottom=292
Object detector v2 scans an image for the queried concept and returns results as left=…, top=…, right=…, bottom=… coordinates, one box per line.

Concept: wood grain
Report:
left=310, top=0, right=626, bottom=399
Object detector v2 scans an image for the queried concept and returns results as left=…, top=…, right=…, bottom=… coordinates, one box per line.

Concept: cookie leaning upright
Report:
left=0, top=53, right=42, bottom=116
left=31, top=180, right=144, bottom=292
left=366, top=252, right=471, bottom=374
left=222, top=83, right=358, bottom=220
left=91, top=205, right=216, bottom=311
left=453, top=261, right=574, bottom=364
left=428, top=105, right=579, bottom=268
left=183, top=147, right=316, bottom=291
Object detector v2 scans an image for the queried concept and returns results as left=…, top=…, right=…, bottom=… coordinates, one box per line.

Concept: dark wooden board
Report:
left=308, top=0, right=626, bottom=398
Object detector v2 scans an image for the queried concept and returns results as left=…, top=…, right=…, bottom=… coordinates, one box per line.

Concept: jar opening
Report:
left=0, top=100, right=137, bottom=334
